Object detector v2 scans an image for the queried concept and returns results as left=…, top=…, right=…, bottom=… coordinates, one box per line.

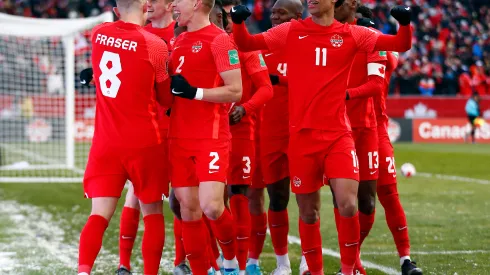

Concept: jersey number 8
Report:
left=99, top=51, right=122, bottom=98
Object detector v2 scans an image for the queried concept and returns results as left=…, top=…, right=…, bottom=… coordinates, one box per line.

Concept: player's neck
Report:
left=150, top=14, right=174, bottom=28
left=311, top=12, right=334, bottom=26
left=120, top=14, right=145, bottom=26
left=187, top=15, right=211, bottom=32
left=345, top=13, right=356, bottom=24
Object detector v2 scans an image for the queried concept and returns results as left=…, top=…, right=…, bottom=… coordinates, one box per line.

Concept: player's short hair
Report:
left=335, top=0, right=345, bottom=8
left=116, top=0, right=146, bottom=9
left=201, top=0, right=216, bottom=12
left=221, top=0, right=241, bottom=6
left=356, top=5, right=373, bottom=19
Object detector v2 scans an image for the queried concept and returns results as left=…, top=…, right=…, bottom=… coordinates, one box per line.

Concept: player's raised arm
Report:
left=230, top=5, right=289, bottom=52
left=347, top=47, right=387, bottom=100
left=171, top=33, right=242, bottom=103
left=241, top=52, right=273, bottom=114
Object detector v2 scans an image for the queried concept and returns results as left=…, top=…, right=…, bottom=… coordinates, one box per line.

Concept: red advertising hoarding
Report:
left=413, top=118, right=490, bottom=143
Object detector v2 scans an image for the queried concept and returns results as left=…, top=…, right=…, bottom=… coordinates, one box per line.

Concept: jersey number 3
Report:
left=99, top=51, right=122, bottom=98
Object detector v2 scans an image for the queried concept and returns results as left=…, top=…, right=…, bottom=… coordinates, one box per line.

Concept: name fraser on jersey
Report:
left=94, top=33, right=138, bottom=52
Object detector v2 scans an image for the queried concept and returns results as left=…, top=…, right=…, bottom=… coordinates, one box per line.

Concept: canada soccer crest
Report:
left=330, top=34, right=343, bottom=48
left=169, top=37, right=176, bottom=48
left=192, top=41, right=203, bottom=53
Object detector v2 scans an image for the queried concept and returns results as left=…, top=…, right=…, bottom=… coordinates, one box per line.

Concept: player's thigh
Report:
left=123, top=183, right=140, bottom=209
left=199, top=181, right=226, bottom=211
left=194, top=138, right=230, bottom=183
left=91, top=197, right=119, bottom=220
left=124, top=143, right=168, bottom=204
left=324, top=133, right=360, bottom=183
left=169, top=139, right=200, bottom=188
left=377, top=135, right=397, bottom=186
left=260, top=137, right=289, bottom=185
left=227, top=139, right=255, bottom=185
left=288, top=130, right=324, bottom=194
left=174, top=186, right=201, bottom=221
left=353, top=127, right=379, bottom=181
left=84, top=145, right=127, bottom=200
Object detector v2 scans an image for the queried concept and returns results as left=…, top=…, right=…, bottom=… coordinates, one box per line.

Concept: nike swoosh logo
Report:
left=172, top=89, right=183, bottom=94
left=345, top=242, right=359, bottom=247
left=298, top=35, right=308, bottom=39
left=80, top=80, right=86, bottom=84
left=218, top=239, right=232, bottom=245
left=393, top=174, right=397, bottom=178
left=370, top=171, right=377, bottom=175
left=256, top=233, right=266, bottom=236
left=243, top=175, right=250, bottom=179
left=405, top=7, right=410, bottom=11
left=121, top=236, right=133, bottom=240
left=264, top=53, right=273, bottom=57
left=354, top=170, right=359, bottom=174
left=231, top=7, right=236, bottom=12
left=236, top=236, right=249, bottom=240
left=209, top=170, right=219, bottom=174
left=398, top=226, right=407, bottom=231
left=173, top=46, right=180, bottom=50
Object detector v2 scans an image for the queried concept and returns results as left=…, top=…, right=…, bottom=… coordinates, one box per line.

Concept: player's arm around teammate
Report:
left=168, top=0, right=242, bottom=273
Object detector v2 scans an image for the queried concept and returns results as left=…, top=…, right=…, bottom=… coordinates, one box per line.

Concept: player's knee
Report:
left=229, top=184, right=248, bottom=196
left=358, top=195, right=376, bottom=215
left=201, top=199, right=225, bottom=220
left=140, top=201, right=163, bottom=217
left=247, top=188, right=265, bottom=215
left=297, top=201, right=320, bottom=224
left=336, top=198, right=358, bottom=217
left=267, top=178, right=290, bottom=211
left=168, top=193, right=182, bottom=219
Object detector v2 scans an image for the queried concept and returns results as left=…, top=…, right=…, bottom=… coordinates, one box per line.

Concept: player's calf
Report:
left=267, top=178, right=291, bottom=269
left=119, top=184, right=141, bottom=272
left=357, top=180, right=377, bottom=249
left=140, top=200, right=165, bottom=275
left=247, top=187, right=267, bottom=272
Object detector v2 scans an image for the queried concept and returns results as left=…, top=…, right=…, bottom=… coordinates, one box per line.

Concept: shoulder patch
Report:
left=379, top=51, right=387, bottom=56
left=392, top=52, right=399, bottom=59
left=258, top=53, right=266, bottom=67
left=228, top=49, right=239, bottom=65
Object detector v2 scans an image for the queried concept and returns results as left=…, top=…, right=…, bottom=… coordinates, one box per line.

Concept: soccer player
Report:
left=220, top=1, right=274, bottom=273
left=465, top=93, right=481, bottom=143
left=78, top=0, right=170, bottom=275
left=230, top=2, right=412, bottom=274
left=114, top=0, right=176, bottom=274
left=245, top=0, right=303, bottom=274
left=332, top=1, right=386, bottom=274
left=169, top=0, right=243, bottom=272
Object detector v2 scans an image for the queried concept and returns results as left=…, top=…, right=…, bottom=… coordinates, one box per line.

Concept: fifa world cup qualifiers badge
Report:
left=228, top=49, right=239, bottom=65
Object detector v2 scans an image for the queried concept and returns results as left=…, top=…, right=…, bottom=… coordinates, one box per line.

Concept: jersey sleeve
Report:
left=139, top=29, right=169, bottom=83
left=351, top=25, right=380, bottom=53
left=367, top=51, right=387, bottom=78
left=262, top=22, right=291, bottom=52
left=90, top=22, right=110, bottom=41
left=211, top=33, right=241, bottom=73
left=243, top=51, right=268, bottom=76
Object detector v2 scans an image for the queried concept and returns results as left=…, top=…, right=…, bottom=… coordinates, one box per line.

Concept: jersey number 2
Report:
left=99, top=51, right=122, bottom=98
left=315, top=48, right=327, bottom=66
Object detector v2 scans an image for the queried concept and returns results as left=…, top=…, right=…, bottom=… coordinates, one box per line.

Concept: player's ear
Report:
left=295, top=12, right=302, bottom=19
left=166, top=0, right=173, bottom=12
left=113, top=7, right=121, bottom=18
left=193, top=0, right=202, bottom=10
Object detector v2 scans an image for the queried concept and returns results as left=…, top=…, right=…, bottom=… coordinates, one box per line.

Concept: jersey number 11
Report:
left=315, top=47, right=327, bottom=67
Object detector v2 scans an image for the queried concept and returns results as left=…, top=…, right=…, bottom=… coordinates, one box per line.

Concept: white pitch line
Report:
left=285, top=235, right=399, bottom=275
left=361, top=250, right=490, bottom=256
left=417, top=172, right=490, bottom=185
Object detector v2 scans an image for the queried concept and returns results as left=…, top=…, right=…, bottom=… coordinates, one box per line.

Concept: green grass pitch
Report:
left=0, top=143, right=489, bottom=274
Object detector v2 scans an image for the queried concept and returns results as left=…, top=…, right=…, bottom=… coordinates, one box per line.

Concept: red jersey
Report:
left=345, top=26, right=387, bottom=128
left=169, top=24, right=240, bottom=139
left=91, top=21, right=169, bottom=148
left=261, top=50, right=289, bottom=138
left=262, top=18, right=380, bottom=135
left=144, top=21, right=176, bottom=49
left=231, top=50, right=268, bottom=140
left=375, top=51, right=399, bottom=136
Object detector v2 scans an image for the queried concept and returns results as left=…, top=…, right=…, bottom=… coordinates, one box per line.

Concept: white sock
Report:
left=215, top=271, right=222, bottom=275
left=276, top=253, right=290, bottom=267
left=223, top=257, right=237, bottom=269
left=301, top=255, right=307, bottom=265
left=239, top=271, right=246, bottom=275
left=208, top=267, right=215, bottom=273
left=217, top=256, right=223, bottom=268
left=78, top=273, right=89, bottom=275
left=400, top=255, right=411, bottom=266
left=247, top=258, right=259, bottom=266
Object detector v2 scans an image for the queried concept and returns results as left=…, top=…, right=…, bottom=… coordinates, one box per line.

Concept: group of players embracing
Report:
left=76, top=0, right=423, bottom=274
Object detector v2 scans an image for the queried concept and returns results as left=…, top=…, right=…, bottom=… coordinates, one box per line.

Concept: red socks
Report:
left=203, top=216, right=220, bottom=270
left=377, top=184, right=410, bottom=257
left=119, top=207, right=140, bottom=270
left=230, top=195, right=251, bottom=270
left=209, top=209, right=237, bottom=261
left=173, top=216, right=186, bottom=266
left=78, top=215, right=109, bottom=274
left=298, top=219, right=323, bottom=274
left=249, top=212, right=267, bottom=260
left=268, top=209, right=289, bottom=256
left=337, top=212, right=360, bottom=275
left=359, top=210, right=375, bottom=246
left=182, top=219, right=211, bottom=275
left=142, top=214, right=165, bottom=275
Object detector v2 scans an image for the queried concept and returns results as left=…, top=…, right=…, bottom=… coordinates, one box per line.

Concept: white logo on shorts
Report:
left=293, top=176, right=302, bottom=187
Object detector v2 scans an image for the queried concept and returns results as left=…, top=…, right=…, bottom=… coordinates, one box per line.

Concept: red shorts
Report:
left=377, top=134, right=397, bottom=186
left=169, top=138, right=230, bottom=187
left=227, top=139, right=255, bottom=185
left=289, top=130, right=359, bottom=194
left=252, top=136, right=289, bottom=188
left=83, top=141, right=169, bottom=204
left=352, top=127, right=379, bottom=181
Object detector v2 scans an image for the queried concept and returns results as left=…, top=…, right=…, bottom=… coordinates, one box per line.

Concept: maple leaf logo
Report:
left=379, top=66, right=385, bottom=74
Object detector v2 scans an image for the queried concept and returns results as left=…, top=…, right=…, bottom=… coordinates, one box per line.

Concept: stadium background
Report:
left=0, top=1, right=490, bottom=275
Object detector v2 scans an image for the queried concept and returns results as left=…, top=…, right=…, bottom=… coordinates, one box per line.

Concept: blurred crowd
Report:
left=1, top=0, right=490, bottom=96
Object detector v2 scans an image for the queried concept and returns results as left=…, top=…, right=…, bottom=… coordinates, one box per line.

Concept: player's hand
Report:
left=390, top=5, right=412, bottom=26
left=357, top=18, right=376, bottom=28
left=80, top=68, right=93, bottom=87
left=171, top=75, right=198, bottom=100
left=230, top=5, right=251, bottom=24
left=229, top=105, right=246, bottom=125
left=269, top=74, right=279, bottom=85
